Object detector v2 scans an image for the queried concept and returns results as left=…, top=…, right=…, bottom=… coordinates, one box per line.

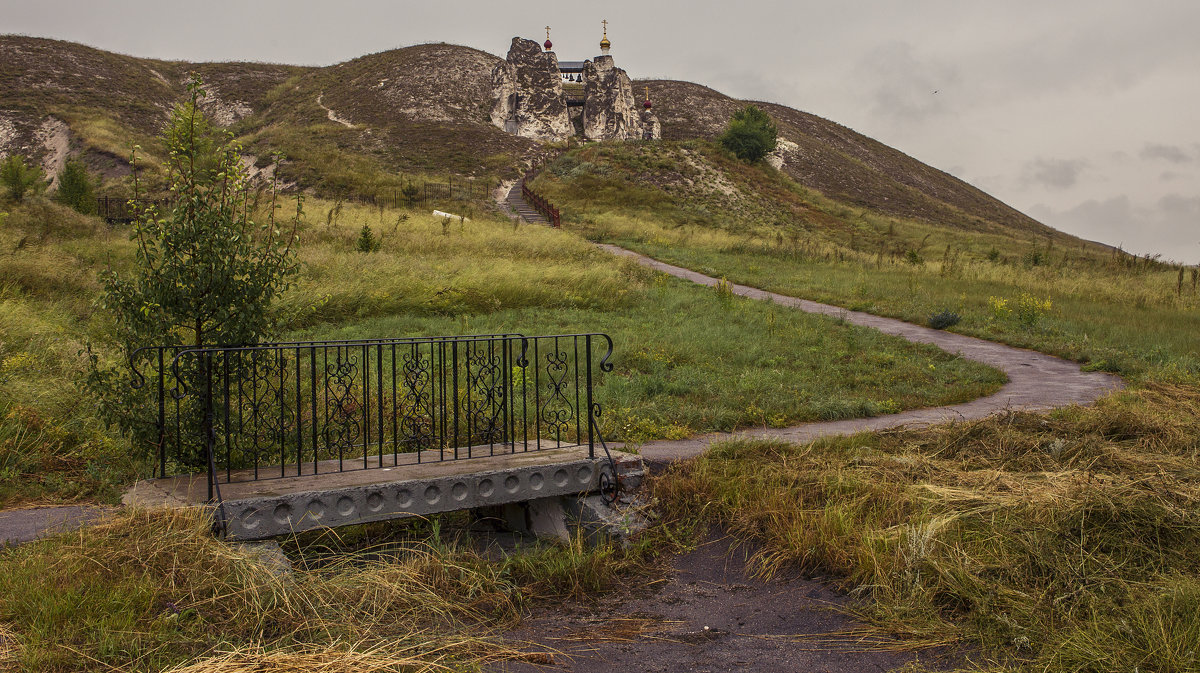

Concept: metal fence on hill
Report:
left=97, top=178, right=499, bottom=223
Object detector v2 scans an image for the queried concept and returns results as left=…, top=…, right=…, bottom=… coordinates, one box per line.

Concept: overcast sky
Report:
left=4, top=0, right=1197, bottom=263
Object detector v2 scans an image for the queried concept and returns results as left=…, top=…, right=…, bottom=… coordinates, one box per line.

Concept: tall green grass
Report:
left=532, top=140, right=1200, bottom=383
left=0, top=196, right=1002, bottom=504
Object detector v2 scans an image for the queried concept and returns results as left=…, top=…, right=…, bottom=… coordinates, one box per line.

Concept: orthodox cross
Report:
left=602, top=19, right=608, bottom=36
left=546, top=26, right=551, bottom=40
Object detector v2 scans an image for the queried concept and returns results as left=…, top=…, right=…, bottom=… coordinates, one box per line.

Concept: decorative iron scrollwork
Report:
left=323, top=349, right=361, bottom=458
left=467, top=342, right=506, bottom=445
left=540, top=346, right=574, bottom=441
left=399, top=345, right=433, bottom=450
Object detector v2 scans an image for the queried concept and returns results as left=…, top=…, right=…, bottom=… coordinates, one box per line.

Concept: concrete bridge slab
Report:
left=124, top=446, right=642, bottom=540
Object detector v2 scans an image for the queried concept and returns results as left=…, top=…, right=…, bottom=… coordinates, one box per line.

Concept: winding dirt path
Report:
left=598, top=244, right=1124, bottom=465
left=490, top=245, right=1126, bottom=673
left=0, top=243, right=1123, bottom=546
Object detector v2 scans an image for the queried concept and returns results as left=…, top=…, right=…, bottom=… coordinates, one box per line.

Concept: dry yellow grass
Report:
left=654, top=383, right=1200, bottom=671
left=160, top=639, right=528, bottom=673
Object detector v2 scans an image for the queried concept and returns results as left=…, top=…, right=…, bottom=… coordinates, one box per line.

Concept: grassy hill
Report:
left=3, top=35, right=1200, bottom=673
left=4, top=35, right=1073, bottom=238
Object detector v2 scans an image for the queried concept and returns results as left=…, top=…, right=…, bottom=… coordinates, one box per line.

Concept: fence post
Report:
left=586, top=335, right=594, bottom=459
left=157, top=349, right=166, bottom=479
left=201, top=352, right=216, bottom=502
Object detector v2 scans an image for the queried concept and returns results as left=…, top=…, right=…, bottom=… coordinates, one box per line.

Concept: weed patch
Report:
left=0, top=507, right=669, bottom=672
left=655, top=383, right=1200, bottom=671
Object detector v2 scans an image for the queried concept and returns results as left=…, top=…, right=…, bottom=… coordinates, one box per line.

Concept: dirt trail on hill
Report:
left=0, top=246, right=1122, bottom=545
left=597, top=244, right=1123, bottom=467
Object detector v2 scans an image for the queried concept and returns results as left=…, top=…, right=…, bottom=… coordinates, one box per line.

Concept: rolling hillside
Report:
left=4, top=35, right=1058, bottom=239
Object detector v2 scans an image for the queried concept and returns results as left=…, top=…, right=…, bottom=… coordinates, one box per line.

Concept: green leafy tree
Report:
left=102, top=79, right=300, bottom=351
left=719, top=105, right=779, bottom=163
left=53, top=159, right=97, bottom=215
left=0, top=155, right=45, bottom=202
left=93, top=78, right=301, bottom=467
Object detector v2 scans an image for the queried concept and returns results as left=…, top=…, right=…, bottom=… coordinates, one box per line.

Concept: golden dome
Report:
left=600, top=19, right=611, bottom=52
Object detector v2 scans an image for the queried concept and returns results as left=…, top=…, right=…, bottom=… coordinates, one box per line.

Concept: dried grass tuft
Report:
left=161, top=638, right=528, bottom=673
left=0, top=621, right=18, bottom=663
left=654, top=384, right=1200, bottom=670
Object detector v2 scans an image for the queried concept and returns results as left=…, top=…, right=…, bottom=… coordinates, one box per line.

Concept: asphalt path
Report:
left=0, top=246, right=1123, bottom=544
left=597, top=244, right=1124, bottom=467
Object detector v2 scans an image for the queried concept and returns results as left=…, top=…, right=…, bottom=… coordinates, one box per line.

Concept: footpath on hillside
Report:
left=0, top=243, right=1123, bottom=544
left=597, top=244, right=1124, bottom=467
left=487, top=243, right=1124, bottom=672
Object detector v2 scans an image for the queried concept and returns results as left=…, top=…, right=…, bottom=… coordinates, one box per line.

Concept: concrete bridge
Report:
left=124, top=444, right=644, bottom=540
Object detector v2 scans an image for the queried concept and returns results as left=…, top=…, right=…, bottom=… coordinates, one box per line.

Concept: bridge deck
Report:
left=124, top=445, right=635, bottom=540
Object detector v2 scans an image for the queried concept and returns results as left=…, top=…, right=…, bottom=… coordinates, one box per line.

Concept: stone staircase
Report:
left=505, top=179, right=552, bottom=225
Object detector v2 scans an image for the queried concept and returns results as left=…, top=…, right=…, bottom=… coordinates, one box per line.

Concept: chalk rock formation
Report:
left=640, top=106, right=661, bottom=141
left=490, top=37, right=572, bottom=142
left=581, top=55, right=647, bottom=141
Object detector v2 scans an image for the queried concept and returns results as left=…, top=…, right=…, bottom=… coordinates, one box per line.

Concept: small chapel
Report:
left=490, top=21, right=661, bottom=142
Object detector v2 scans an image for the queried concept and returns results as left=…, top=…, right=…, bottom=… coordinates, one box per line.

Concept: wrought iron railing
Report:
left=521, top=180, right=561, bottom=228
left=130, top=333, right=614, bottom=500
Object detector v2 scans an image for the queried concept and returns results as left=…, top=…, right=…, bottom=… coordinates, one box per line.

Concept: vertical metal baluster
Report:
left=251, top=352, right=259, bottom=480
left=574, top=336, right=581, bottom=446
left=489, top=339, right=496, bottom=456
left=452, top=341, right=459, bottom=460
left=534, top=338, right=541, bottom=451
left=310, top=348, right=318, bottom=475
left=586, top=335, right=594, bottom=459
left=465, top=340, right=472, bottom=458
left=437, top=340, right=446, bottom=462
left=522, top=338, right=529, bottom=452
left=204, top=352, right=214, bottom=502
left=278, top=348, right=286, bottom=478
left=223, top=353, right=231, bottom=481
left=335, top=347, right=342, bottom=470
left=503, top=338, right=511, bottom=454
left=391, top=343, right=398, bottom=466
left=555, top=336, right=563, bottom=449
left=377, top=344, right=384, bottom=466
left=174, top=378, right=181, bottom=474
left=295, top=346, right=303, bottom=477
left=362, top=343, right=369, bottom=470
left=157, top=349, right=166, bottom=478
left=238, top=352, right=248, bottom=477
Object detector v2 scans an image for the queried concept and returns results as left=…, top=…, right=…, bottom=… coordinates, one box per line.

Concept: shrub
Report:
left=987, top=296, right=1011, bottom=320
left=355, top=224, right=381, bottom=252
left=0, top=155, right=44, bottom=202
left=1014, top=292, right=1052, bottom=327
left=927, top=310, right=961, bottom=330
left=53, top=159, right=97, bottom=215
left=400, top=181, right=420, bottom=206
left=719, top=105, right=778, bottom=163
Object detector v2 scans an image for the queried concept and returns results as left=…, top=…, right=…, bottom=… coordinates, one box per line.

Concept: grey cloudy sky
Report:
left=4, top=0, right=1198, bottom=262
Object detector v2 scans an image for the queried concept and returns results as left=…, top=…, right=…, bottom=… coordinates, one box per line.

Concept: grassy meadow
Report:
left=529, top=139, right=1200, bottom=672
left=661, top=382, right=1200, bottom=672
left=0, top=506, right=675, bottom=672
left=531, top=140, right=1200, bottom=383
left=0, top=196, right=1000, bottom=507
left=2, top=131, right=1197, bottom=672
